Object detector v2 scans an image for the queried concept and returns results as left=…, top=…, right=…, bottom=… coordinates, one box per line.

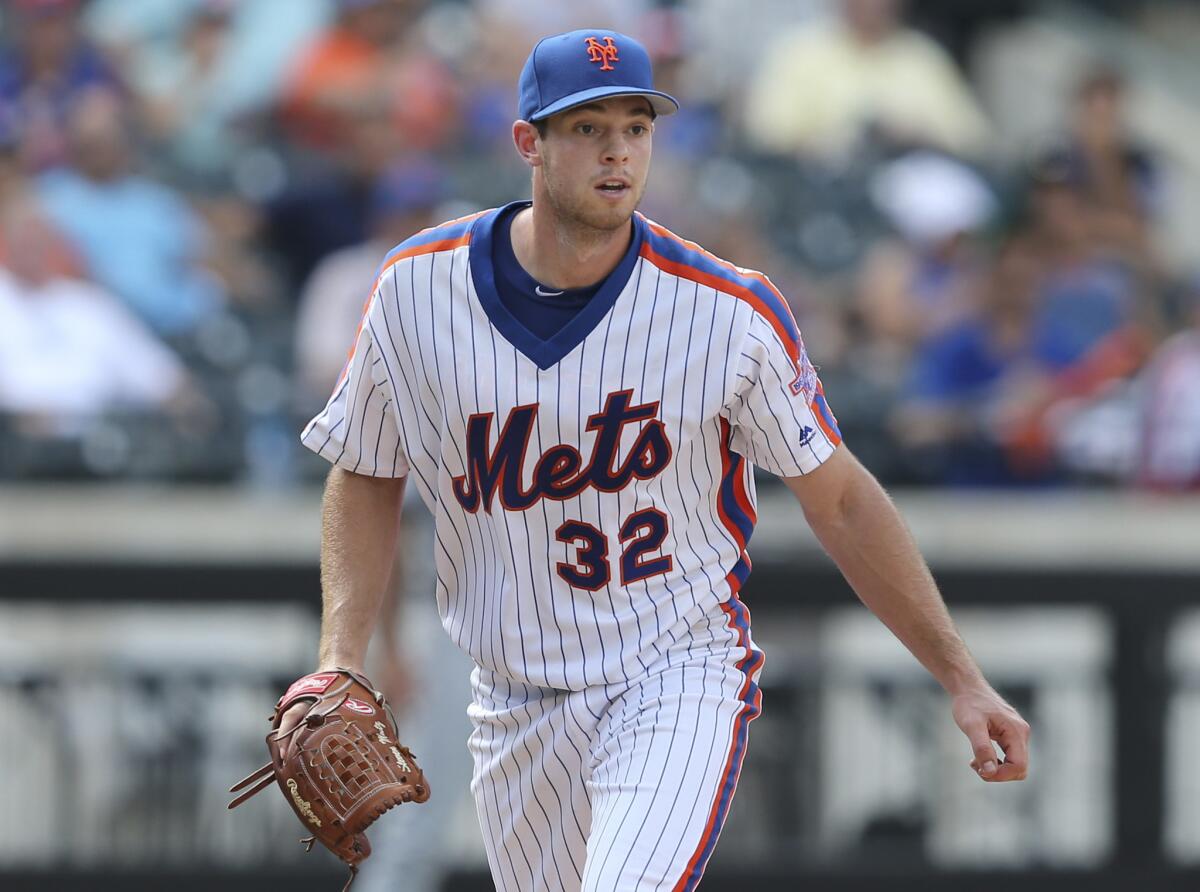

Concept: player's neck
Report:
left=510, top=204, right=631, bottom=291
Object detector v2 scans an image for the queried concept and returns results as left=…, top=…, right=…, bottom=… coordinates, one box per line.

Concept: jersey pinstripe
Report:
left=301, top=205, right=841, bottom=692
left=467, top=602, right=762, bottom=892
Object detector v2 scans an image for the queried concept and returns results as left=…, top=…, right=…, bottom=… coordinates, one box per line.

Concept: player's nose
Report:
left=601, top=134, right=631, bottom=165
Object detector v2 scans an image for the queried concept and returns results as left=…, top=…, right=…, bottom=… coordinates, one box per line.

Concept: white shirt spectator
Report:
left=0, top=267, right=185, bottom=418
left=744, top=16, right=989, bottom=161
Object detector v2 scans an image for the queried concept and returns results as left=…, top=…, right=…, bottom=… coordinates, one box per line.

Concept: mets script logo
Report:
left=452, top=390, right=671, bottom=513
left=585, top=36, right=619, bottom=71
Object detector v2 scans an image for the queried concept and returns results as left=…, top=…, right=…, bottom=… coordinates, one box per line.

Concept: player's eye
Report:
left=630, top=124, right=649, bottom=136
left=576, top=123, right=596, bottom=135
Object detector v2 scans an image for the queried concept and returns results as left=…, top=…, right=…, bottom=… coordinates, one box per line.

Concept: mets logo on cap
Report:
left=515, top=29, right=679, bottom=123
left=585, top=36, right=619, bottom=71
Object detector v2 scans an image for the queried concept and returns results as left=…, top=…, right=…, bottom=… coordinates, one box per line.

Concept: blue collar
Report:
left=468, top=200, right=645, bottom=370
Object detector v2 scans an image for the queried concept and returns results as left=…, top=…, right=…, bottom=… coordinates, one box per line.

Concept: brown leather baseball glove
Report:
left=228, top=668, right=429, bottom=890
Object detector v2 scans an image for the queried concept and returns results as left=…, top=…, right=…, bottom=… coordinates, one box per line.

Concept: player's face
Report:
left=537, top=96, right=654, bottom=233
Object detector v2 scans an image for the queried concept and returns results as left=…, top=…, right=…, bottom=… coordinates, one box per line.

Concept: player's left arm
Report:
left=782, top=447, right=1030, bottom=782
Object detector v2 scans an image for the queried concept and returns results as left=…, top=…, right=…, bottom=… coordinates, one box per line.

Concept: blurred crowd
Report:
left=0, top=0, right=1198, bottom=489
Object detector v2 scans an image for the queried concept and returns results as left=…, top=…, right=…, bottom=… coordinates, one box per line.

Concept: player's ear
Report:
left=513, top=120, right=543, bottom=169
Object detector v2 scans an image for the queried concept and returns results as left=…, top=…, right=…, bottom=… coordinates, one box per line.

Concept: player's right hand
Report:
left=274, top=666, right=364, bottom=762
left=951, top=686, right=1031, bottom=782
left=275, top=700, right=311, bottom=763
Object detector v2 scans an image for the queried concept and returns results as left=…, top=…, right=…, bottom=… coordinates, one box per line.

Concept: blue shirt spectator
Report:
left=35, top=87, right=223, bottom=335
left=38, top=169, right=222, bottom=335
left=0, top=0, right=123, bottom=171
left=912, top=260, right=1136, bottom=399
left=910, top=321, right=1015, bottom=403
left=1034, top=262, right=1134, bottom=370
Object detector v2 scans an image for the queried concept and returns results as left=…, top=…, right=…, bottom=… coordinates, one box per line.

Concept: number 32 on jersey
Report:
left=451, top=390, right=674, bottom=591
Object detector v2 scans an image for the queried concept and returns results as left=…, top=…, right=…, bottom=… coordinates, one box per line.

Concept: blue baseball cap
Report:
left=518, top=29, right=679, bottom=123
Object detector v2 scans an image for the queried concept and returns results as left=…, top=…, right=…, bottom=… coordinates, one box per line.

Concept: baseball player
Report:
left=290, top=28, right=1031, bottom=891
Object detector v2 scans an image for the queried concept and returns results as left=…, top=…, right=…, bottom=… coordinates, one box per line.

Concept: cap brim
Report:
left=529, top=86, right=679, bottom=122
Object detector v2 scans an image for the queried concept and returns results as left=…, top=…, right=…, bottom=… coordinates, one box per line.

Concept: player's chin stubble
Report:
left=543, top=167, right=644, bottom=236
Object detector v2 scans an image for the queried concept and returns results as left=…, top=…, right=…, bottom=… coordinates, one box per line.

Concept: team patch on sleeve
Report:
left=787, top=345, right=818, bottom=401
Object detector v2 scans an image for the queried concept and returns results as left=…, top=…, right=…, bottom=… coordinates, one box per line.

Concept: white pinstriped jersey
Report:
left=301, top=202, right=841, bottom=691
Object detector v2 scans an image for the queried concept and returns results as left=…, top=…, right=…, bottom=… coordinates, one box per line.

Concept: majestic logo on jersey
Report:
left=452, top=389, right=671, bottom=513
left=585, top=36, right=619, bottom=71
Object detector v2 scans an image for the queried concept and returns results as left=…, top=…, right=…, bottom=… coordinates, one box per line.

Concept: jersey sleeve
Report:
left=300, top=303, right=409, bottom=478
left=724, top=313, right=841, bottom=477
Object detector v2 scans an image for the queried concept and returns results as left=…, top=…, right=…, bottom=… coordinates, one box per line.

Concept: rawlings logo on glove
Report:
left=343, top=697, right=377, bottom=715
left=228, top=668, right=429, bottom=891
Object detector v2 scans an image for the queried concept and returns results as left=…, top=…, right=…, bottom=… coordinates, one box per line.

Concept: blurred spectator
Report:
left=1021, top=153, right=1156, bottom=369
left=1057, top=66, right=1164, bottom=276
left=190, top=187, right=283, bottom=314
left=638, top=7, right=722, bottom=164
left=1135, top=278, right=1200, bottom=490
left=280, top=0, right=456, bottom=155
left=857, top=151, right=996, bottom=352
left=0, top=199, right=189, bottom=429
left=85, top=0, right=329, bottom=128
left=82, top=0, right=190, bottom=51
left=0, top=0, right=123, bottom=171
left=620, top=8, right=729, bottom=233
left=0, top=111, right=24, bottom=205
left=743, top=0, right=989, bottom=163
left=293, top=157, right=447, bottom=409
left=453, top=20, right=527, bottom=161
left=1067, top=68, right=1158, bottom=219
left=265, top=94, right=403, bottom=292
left=124, top=0, right=242, bottom=183
left=35, top=87, right=226, bottom=337
left=890, top=237, right=1051, bottom=485
left=280, top=0, right=404, bottom=151
left=0, top=108, right=82, bottom=277
left=894, top=195, right=1151, bottom=487
left=683, top=0, right=829, bottom=103
left=268, top=0, right=458, bottom=288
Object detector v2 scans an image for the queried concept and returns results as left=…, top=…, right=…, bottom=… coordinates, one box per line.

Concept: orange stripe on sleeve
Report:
left=335, top=230, right=474, bottom=387
left=640, top=242, right=800, bottom=365
left=642, top=218, right=793, bottom=311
